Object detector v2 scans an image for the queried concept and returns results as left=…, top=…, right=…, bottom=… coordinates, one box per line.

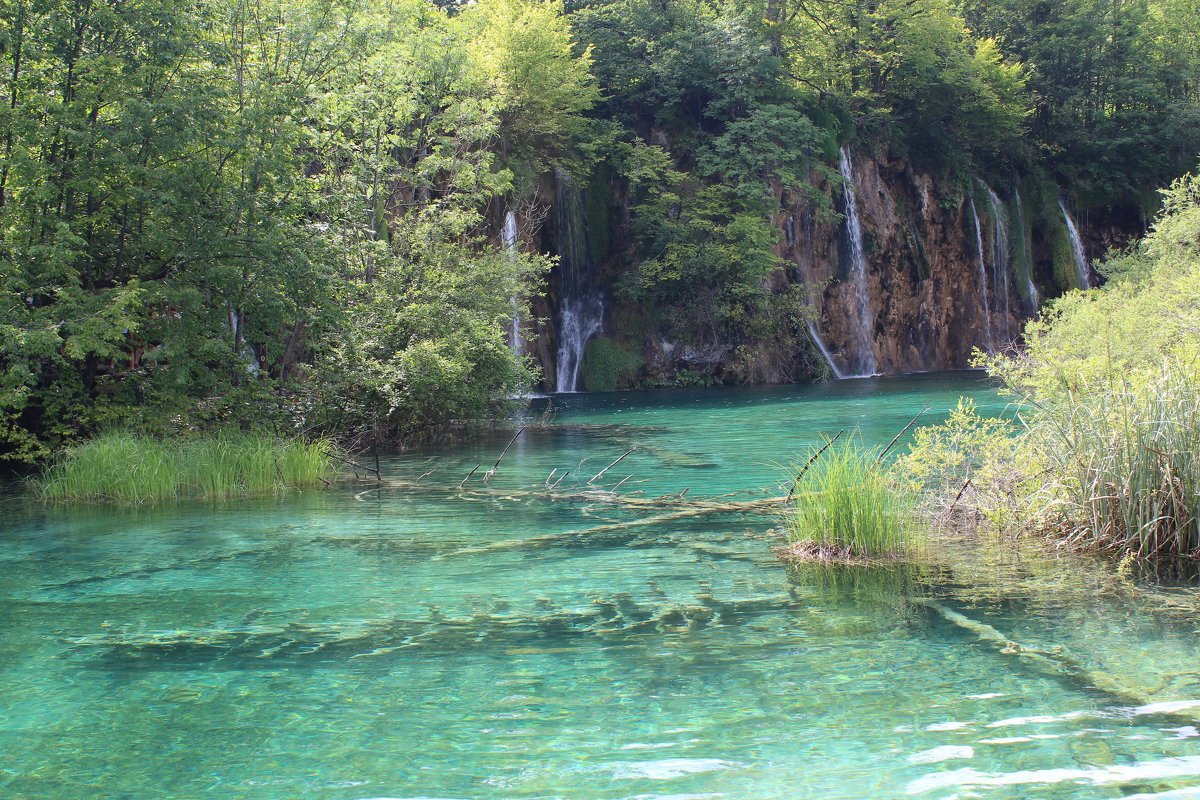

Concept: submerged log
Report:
left=915, top=597, right=1200, bottom=724
left=63, top=590, right=802, bottom=662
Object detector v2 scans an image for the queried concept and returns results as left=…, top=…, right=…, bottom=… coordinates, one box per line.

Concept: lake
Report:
left=4, top=373, right=1200, bottom=799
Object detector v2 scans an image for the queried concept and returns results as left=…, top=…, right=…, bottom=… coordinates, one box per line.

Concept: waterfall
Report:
left=806, top=322, right=846, bottom=380
left=969, top=197, right=994, bottom=353
left=978, top=182, right=1012, bottom=340
left=834, top=147, right=877, bottom=377
left=502, top=210, right=522, bottom=357
left=1012, top=183, right=1039, bottom=313
left=554, top=170, right=605, bottom=393
left=1058, top=198, right=1091, bottom=290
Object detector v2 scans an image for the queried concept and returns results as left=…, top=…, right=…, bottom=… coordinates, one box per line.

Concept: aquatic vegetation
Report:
left=924, top=173, right=1200, bottom=559
left=34, top=432, right=337, bottom=503
left=1019, top=366, right=1200, bottom=557
left=785, top=437, right=917, bottom=560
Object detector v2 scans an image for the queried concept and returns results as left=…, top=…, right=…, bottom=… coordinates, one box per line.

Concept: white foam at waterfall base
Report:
left=555, top=295, right=604, bottom=392
left=1058, top=197, right=1092, bottom=289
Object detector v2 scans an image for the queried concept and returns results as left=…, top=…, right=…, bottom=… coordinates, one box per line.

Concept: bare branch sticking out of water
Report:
left=459, top=465, right=480, bottom=488
left=589, top=447, right=638, bottom=484
left=787, top=430, right=844, bottom=502
left=326, top=450, right=381, bottom=479
left=484, top=427, right=526, bottom=484
left=877, top=407, right=930, bottom=464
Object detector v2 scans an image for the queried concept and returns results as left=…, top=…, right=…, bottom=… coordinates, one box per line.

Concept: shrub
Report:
left=1019, top=366, right=1200, bottom=557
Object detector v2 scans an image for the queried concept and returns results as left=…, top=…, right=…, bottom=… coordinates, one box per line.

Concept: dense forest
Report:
left=4, top=0, right=1200, bottom=465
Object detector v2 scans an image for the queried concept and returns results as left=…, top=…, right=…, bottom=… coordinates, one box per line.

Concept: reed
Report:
left=1024, top=365, right=1200, bottom=557
left=35, top=431, right=337, bottom=503
left=785, top=437, right=916, bottom=560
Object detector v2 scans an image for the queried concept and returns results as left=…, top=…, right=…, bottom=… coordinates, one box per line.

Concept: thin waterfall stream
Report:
left=502, top=210, right=521, bottom=357
left=979, top=182, right=1013, bottom=341
left=834, top=147, right=877, bottom=377
left=806, top=321, right=846, bottom=379
left=1013, top=183, right=1039, bottom=312
left=969, top=196, right=995, bottom=354
left=1059, top=197, right=1092, bottom=290
left=554, top=170, right=605, bottom=392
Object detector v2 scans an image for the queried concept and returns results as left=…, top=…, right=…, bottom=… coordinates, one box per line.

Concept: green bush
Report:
left=35, top=432, right=337, bottom=504
left=944, top=172, right=1200, bottom=559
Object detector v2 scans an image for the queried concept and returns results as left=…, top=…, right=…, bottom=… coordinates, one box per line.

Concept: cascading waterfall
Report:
left=502, top=210, right=522, bottom=358
left=968, top=197, right=995, bottom=353
left=554, top=170, right=605, bottom=393
left=1058, top=197, right=1092, bottom=290
left=833, top=147, right=877, bottom=377
left=1012, top=183, right=1039, bottom=313
left=978, top=182, right=1013, bottom=340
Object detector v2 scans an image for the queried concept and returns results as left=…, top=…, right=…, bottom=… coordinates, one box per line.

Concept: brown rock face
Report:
left=511, top=145, right=1133, bottom=390
left=784, top=147, right=1025, bottom=376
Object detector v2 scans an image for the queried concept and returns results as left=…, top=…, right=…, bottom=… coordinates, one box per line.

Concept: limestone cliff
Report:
left=507, top=145, right=1137, bottom=391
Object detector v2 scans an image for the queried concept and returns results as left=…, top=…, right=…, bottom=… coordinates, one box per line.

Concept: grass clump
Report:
left=35, top=431, right=336, bottom=504
left=785, top=437, right=916, bottom=561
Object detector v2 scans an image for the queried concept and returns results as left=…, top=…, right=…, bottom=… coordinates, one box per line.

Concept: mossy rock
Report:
left=581, top=337, right=642, bottom=392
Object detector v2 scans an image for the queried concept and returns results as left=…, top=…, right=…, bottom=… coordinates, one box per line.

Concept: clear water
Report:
left=5, top=373, right=1200, bottom=800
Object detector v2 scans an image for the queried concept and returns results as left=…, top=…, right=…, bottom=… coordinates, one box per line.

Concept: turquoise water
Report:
left=5, top=373, right=1200, bottom=799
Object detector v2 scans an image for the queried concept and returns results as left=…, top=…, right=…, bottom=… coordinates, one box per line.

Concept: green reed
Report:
left=35, top=431, right=336, bottom=503
left=1025, top=365, right=1200, bottom=557
left=786, top=437, right=916, bottom=559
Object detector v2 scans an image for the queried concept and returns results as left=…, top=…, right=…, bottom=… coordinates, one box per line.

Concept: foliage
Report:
left=457, top=0, right=599, bottom=167
left=945, top=171, right=1200, bottom=558
left=962, top=0, right=1200, bottom=197
left=1013, top=365, right=1200, bottom=557
left=35, top=431, right=336, bottom=503
left=893, top=399, right=1018, bottom=499
left=5, top=0, right=1200, bottom=463
left=787, top=437, right=916, bottom=559
left=0, top=0, right=584, bottom=464
left=992, top=172, right=1200, bottom=403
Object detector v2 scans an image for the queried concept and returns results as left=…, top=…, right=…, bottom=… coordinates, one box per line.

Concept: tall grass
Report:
left=1024, top=365, right=1200, bottom=557
left=35, top=432, right=337, bottom=504
left=786, top=437, right=916, bottom=560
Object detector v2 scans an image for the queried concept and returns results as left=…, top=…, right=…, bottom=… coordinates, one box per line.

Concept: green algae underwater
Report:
left=6, top=373, right=1200, bottom=800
